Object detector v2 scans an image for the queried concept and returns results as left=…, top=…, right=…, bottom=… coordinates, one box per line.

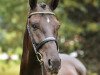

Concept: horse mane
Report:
left=20, top=28, right=30, bottom=75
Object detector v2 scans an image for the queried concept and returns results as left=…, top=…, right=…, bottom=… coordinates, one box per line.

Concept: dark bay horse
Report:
left=20, top=0, right=61, bottom=75
left=20, top=0, right=86, bottom=75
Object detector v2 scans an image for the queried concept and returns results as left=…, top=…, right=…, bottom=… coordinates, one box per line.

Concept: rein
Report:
left=27, top=12, right=58, bottom=75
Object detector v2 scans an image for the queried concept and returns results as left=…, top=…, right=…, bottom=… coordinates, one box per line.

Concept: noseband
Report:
left=27, top=12, right=59, bottom=62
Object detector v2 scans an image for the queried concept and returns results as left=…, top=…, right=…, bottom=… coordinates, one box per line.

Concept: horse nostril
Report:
left=48, top=59, right=52, bottom=67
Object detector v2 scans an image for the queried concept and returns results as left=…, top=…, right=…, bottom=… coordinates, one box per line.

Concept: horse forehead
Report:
left=36, top=3, right=51, bottom=12
left=47, top=17, right=50, bottom=23
left=29, top=15, right=40, bottom=22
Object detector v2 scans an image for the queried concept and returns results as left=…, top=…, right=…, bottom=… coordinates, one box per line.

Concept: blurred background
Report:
left=0, top=0, right=100, bottom=75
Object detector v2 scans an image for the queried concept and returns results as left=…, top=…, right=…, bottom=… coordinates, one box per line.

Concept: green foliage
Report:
left=0, top=0, right=28, bottom=55
left=0, top=61, right=19, bottom=75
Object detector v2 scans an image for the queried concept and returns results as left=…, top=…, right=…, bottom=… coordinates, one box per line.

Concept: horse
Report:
left=20, top=0, right=61, bottom=75
left=20, top=0, right=86, bottom=75
left=58, top=54, right=86, bottom=75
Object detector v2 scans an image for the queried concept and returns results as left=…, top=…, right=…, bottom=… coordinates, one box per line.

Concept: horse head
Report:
left=27, top=0, right=61, bottom=74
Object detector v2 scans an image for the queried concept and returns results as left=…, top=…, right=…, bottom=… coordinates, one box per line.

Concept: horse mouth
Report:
left=49, top=71, right=58, bottom=75
left=47, top=59, right=61, bottom=75
left=52, top=74, right=58, bottom=75
left=48, top=68, right=59, bottom=75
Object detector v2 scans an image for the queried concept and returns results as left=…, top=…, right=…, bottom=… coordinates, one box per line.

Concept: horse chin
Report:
left=51, top=71, right=58, bottom=75
left=47, top=72, right=58, bottom=75
left=44, top=66, right=58, bottom=75
left=49, top=69, right=59, bottom=75
left=52, top=74, right=58, bottom=75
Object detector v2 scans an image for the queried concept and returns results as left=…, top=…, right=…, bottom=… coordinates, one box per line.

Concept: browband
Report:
left=28, top=12, right=55, bottom=18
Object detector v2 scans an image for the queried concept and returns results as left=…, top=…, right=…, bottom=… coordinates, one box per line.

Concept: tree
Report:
left=57, top=0, right=100, bottom=74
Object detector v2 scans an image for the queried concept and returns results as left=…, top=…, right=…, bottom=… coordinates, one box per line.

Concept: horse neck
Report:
left=21, top=29, right=47, bottom=75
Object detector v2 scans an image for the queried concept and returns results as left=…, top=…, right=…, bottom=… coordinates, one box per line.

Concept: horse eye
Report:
left=31, top=23, right=38, bottom=30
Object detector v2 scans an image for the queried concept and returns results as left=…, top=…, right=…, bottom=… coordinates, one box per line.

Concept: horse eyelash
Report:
left=32, top=23, right=38, bottom=27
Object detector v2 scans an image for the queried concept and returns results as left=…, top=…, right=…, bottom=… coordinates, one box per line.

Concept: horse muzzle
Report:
left=47, top=58, right=61, bottom=74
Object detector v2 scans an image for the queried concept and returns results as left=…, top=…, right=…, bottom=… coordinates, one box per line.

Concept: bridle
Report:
left=27, top=11, right=59, bottom=75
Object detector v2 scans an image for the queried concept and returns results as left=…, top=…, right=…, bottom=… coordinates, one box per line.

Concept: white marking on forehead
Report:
left=47, top=17, right=50, bottom=23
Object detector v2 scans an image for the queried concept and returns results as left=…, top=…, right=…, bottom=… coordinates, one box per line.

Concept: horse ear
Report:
left=29, top=0, right=37, bottom=9
left=49, top=0, right=59, bottom=10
